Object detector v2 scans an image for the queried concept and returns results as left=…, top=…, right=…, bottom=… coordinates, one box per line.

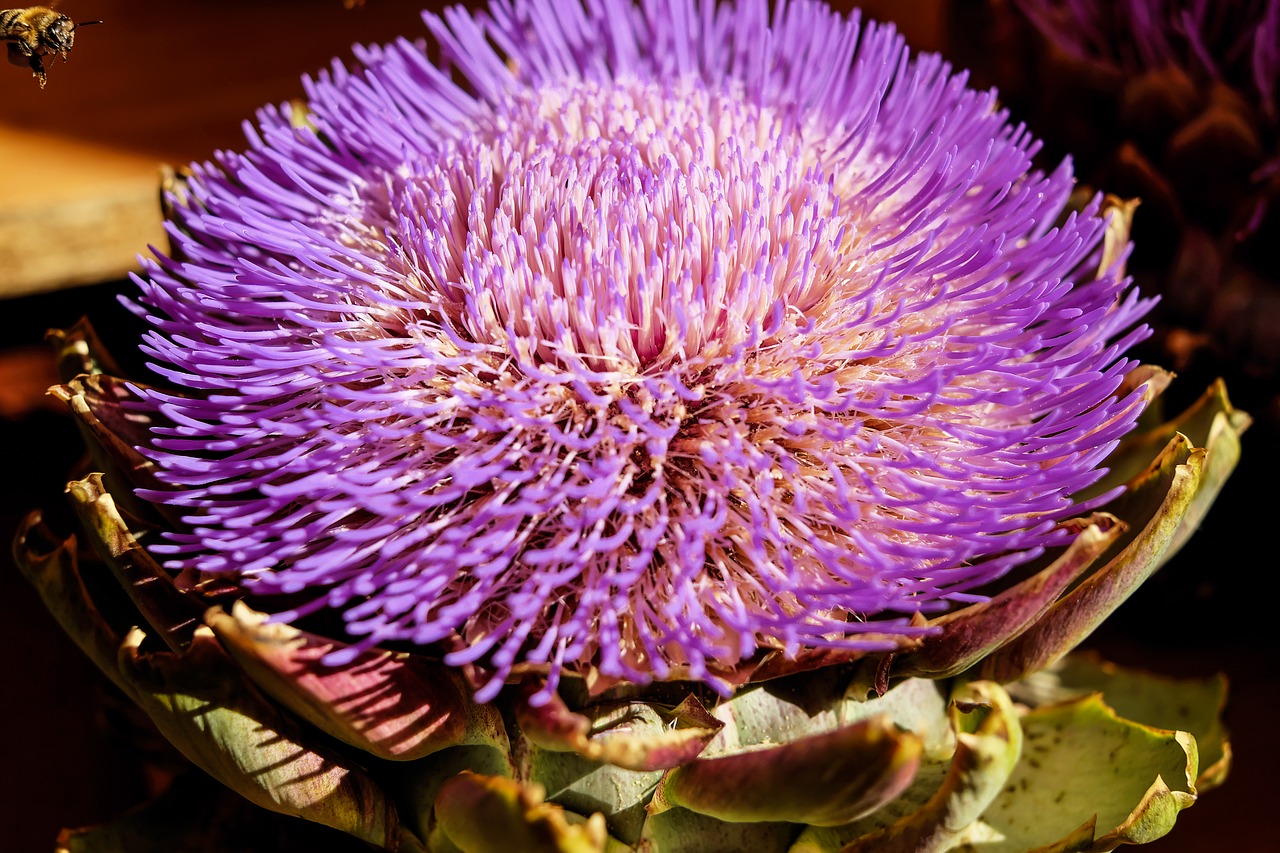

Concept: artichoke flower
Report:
left=948, top=0, right=1280, bottom=423
left=14, top=1, right=1249, bottom=851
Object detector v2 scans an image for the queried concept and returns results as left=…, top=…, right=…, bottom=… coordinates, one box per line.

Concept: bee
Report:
left=1, top=6, right=100, bottom=88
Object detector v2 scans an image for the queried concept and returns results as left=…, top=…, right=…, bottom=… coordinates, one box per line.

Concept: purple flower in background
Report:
left=1020, top=0, right=1280, bottom=116
left=1011, top=0, right=1280, bottom=412
left=132, top=0, right=1153, bottom=700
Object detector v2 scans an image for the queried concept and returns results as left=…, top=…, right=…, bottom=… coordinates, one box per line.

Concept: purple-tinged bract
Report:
left=132, top=0, right=1153, bottom=700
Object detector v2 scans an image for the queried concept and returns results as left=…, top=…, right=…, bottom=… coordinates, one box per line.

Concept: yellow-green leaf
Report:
left=431, top=772, right=608, bottom=853
left=964, top=694, right=1197, bottom=852
left=1009, top=653, right=1229, bottom=791
left=118, top=626, right=398, bottom=849
left=649, top=714, right=921, bottom=826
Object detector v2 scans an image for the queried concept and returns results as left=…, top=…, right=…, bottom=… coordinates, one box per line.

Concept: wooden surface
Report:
left=0, top=0, right=432, bottom=297
left=0, top=131, right=164, bottom=296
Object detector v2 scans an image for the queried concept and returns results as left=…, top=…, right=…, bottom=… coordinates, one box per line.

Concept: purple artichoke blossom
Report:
left=131, top=0, right=1153, bottom=703
left=1019, top=0, right=1280, bottom=114
left=977, top=0, right=1280, bottom=421
left=17, top=3, right=1250, bottom=849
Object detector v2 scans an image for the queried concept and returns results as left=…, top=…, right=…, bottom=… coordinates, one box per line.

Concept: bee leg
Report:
left=25, top=52, right=47, bottom=88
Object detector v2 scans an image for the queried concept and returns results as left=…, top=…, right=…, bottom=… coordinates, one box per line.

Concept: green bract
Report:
left=15, top=311, right=1244, bottom=853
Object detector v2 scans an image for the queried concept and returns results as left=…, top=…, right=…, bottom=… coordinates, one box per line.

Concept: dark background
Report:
left=0, top=1, right=1274, bottom=851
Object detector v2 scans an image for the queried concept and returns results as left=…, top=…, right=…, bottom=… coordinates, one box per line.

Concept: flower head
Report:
left=132, top=0, right=1152, bottom=700
left=1020, top=0, right=1280, bottom=116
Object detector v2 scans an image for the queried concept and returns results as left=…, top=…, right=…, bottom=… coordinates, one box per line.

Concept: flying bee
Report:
left=1, top=6, right=100, bottom=88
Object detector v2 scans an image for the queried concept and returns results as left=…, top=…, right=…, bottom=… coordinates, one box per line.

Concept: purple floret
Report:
left=131, top=0, right=1154, bottom=699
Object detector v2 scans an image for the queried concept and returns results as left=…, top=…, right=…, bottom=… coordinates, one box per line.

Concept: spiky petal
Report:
left=130, top=0, right=1152, bottom=698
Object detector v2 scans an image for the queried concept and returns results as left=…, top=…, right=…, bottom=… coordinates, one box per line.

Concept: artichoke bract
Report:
left=14, top=1, right=1248, bottom=851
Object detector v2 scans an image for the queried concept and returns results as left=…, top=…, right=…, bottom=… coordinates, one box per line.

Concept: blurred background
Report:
left=0, top=1, right=1273, bottom=850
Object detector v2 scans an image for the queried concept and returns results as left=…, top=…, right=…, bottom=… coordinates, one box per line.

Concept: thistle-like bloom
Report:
left=133, top=0, right=1153, bottom=700
left=1020, top=0, right=1280, bottom=113
left=18, top=3, right=1249, bottom=849
left=1010, top=0, right=1280, bottom=408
